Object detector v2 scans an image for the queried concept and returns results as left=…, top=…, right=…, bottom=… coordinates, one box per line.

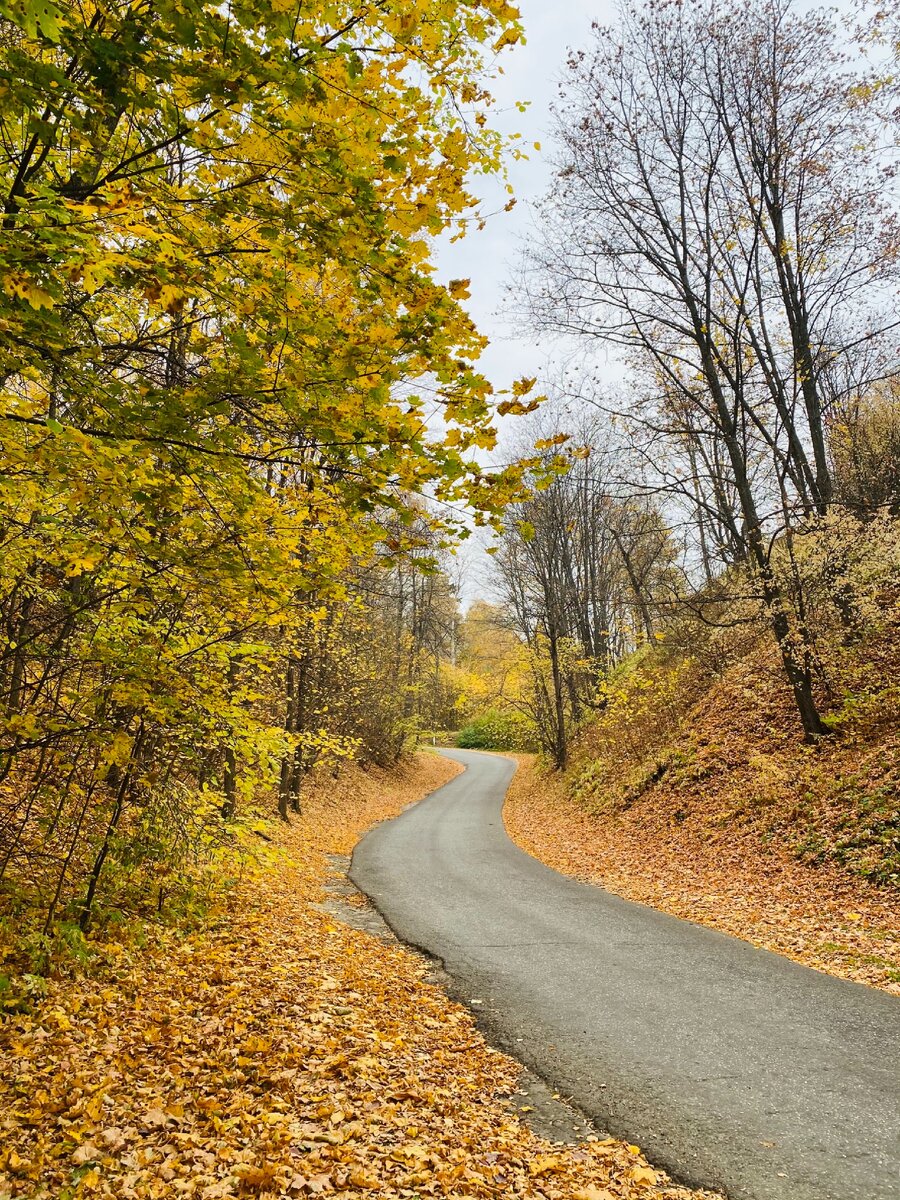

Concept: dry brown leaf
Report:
left=236, top=1163, right=278, bottom=1190
left=72, top=1142, right=99, bottom=1165
left=575, top=1187, right=615, bottom=1200
left=630, top=1165, right=661, bottom=1187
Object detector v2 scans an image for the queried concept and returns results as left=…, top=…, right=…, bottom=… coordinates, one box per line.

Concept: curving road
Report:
left=350, top=749, right=900, bottom=1200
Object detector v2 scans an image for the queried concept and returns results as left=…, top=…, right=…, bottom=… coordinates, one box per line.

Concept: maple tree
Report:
left=0, top=0, right=544, bottom=940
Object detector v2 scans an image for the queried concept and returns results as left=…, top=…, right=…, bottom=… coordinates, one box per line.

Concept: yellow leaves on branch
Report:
left=498, top=397, right=542, bottom=416
left=485, top=0, right=522, bottom=21
left=534, top=433, right=571, bottom=450
left=493, top=26, right=523, bottom=51
left=3, top=274, right=53, bottom=309
left=513, top=376, right=538, bottom=396
left=0, top=0, right=537, bottom=526
left=497, top=376, right=544, bottom=417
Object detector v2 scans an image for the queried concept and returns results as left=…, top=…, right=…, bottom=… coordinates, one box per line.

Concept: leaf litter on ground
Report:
left=0, top=752, right=716, bottom=1200
left=504, top=750, right=900, bottom=996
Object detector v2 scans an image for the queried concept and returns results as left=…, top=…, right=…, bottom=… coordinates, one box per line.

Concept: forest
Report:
left=3, top=0, right=896, bottom=956
left=0, top=0, right=548, bottom=950
left=0, top=0, right=898, bottom=1197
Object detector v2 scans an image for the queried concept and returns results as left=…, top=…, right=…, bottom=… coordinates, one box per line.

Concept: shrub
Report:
left=456, top=709, right=535, bottom=751
left=832, top=385, right=900, bottom=515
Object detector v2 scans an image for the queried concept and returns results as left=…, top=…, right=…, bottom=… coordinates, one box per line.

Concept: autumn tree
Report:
left=267, top=516, right=465, bottom=820
left=0, top=0, right=539, bottom=939
left=525, top=0, right=899, bottom=739
left=492, top=419, right=675, bottom=767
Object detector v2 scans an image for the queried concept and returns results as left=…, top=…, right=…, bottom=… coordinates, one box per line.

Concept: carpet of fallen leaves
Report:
left=0, top=752, right=715, bottom=1200
left=505, top=744, right=900, bottom=996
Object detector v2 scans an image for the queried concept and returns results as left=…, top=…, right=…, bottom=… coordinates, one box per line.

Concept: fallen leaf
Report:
left=629, top=1164, right=660, bottom=1187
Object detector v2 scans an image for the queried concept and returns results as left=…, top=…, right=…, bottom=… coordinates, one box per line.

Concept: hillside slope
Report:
left=504, top=627, right=900, bottom=994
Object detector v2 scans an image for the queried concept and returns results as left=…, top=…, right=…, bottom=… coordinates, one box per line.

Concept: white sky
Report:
left=436, top=1, right=614, bottom=602
left=436, top=1, right=614, bottom=395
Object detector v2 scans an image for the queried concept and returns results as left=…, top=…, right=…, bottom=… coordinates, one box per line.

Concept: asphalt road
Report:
left=349, top=749, right=900, bottom=1200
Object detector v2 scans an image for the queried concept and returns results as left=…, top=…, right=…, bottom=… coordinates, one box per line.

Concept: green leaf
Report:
left=0, top=0, right=62, bottom=39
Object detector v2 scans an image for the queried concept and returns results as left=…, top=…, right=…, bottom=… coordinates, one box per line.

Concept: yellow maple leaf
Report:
left=348, top=1167, right=378, bottom=1188
left=4, top=274, right=54, bottom=309
left=528, top=1154, right=563, bottom=1175
left=493, top=27, right=521, bottom=50
left=236, top=1163, right=278, bottom=1190
left=629, top=1164, right=659, bottom=1187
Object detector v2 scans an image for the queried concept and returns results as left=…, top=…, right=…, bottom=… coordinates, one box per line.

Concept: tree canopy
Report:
left=0, top=0, right=541, bottom=937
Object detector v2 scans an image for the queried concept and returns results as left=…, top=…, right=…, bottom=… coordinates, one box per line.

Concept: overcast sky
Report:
left=436, top=1, right=614, bottom=395
left=435, top=1, right=615, bottom=602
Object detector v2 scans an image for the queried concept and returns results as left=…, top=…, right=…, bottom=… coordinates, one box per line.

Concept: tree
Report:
left=0, top=0, right=541, bottom=937
left=492, top=419, right=674, bottom=767
left=525, top=0, right=899, bottom=739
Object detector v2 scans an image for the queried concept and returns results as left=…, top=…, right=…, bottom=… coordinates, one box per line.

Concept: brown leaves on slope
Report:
left=0, top=753, right=713, bottom=1200
left=504, top=744, right=900, bottom=996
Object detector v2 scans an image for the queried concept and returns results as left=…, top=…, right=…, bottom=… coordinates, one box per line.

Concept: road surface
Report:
left=350, top=748, right=900, bottom=1200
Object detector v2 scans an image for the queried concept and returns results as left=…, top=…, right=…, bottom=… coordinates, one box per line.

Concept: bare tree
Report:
left=524, top=0, right=899, bottom=738
left=493, top=419, right=674, bottom=767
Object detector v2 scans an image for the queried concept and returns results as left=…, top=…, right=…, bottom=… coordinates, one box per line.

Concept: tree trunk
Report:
left=222, top=659, right=240, bottom=819
left=222, top=746, right=237, bottom=820
left=547, top=629, right=567, bottom=770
